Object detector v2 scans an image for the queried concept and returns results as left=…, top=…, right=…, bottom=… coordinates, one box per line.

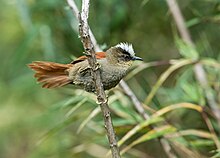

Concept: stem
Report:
left=67, top=0, right=101, bottom=52
left=120, top=80, right=150, bottom=120
left=68, top=0, right=121, bottom=157
left=201, top=111, right=220, bottom=149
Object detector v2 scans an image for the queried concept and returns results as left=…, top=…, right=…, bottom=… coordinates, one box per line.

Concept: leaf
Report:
left=65, top=97, right=88, bottom=118
left=175, top=37, right=199, bottom=59
left=186, top=17, right=201, bottom=27
left=168, top=129, right=212, bottom=139
left=201, top=58, right=220, bottom=69
left=190, top=140, right=214, bottom=147
left=211, top=150, right=220, bottom=158
left=177, top=67, right=205, bottom=104
left=118, top=116, right=164, bottom=147
left=77, top=107, right=100, bottom=133
left=152, top=102, right=203, bottom=118
left=50, top=95, right=85, bottom=111
left=121, top=125, right=176, bottom=155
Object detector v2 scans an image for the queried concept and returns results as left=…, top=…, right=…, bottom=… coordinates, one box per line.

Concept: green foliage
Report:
left=1, top=0, right=220, bottom=158
left=175, top=37, right=199, bottom=59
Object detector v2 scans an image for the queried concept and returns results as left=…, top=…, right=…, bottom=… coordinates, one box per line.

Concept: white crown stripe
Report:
left=115, top=42, right=135, bottom=56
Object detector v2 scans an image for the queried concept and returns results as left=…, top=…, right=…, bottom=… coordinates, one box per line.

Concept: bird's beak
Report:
left=132, top=56, right=143, bottom=61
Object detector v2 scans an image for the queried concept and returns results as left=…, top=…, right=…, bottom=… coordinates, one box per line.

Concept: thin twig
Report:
left=119, top=80, right=150, bottom=120
left=67, top=0, right=101, bottom=52
left=201, top=111, right=220, bottom=149
left=166, top=0, right=193, bottom=45
left=67, top=0, right=121, bottom=157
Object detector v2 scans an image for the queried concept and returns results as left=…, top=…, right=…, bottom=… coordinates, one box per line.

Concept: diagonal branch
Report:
left=68, top=0, right=121, bottom=157
left=119, top=80, right=150, bottom=120
left=67, top=0, right=101, bottom=52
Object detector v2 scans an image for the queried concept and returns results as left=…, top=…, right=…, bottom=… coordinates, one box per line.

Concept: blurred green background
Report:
left=1, top=0, right=220, bottom=157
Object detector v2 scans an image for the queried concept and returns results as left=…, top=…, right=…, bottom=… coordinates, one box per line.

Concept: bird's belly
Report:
left=101, top=70, right=125, bottom=90
left=73, top=66, right=127, bottom=92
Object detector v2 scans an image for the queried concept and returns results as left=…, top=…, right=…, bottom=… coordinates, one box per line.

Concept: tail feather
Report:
left=28, top=61, right=72, bottom=88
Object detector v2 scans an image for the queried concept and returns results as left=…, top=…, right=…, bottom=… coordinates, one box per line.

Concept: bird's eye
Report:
left=124, top=55, right=131, bottom=61
left=118, top=54, right=131, bottom=62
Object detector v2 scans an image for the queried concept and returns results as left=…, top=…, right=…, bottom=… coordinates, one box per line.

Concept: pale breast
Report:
left=100, top=61, right=128, bottom=90
left=69, top=59, right=129, bottom=92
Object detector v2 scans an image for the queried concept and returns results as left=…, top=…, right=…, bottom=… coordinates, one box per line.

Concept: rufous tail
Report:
left=28, top=61, right=72, bottom=88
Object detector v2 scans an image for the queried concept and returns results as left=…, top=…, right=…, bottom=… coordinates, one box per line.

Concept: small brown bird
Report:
left=28, top=43, right=143, bottom=92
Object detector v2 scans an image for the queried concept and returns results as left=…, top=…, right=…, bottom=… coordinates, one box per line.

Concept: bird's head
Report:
left=106, top=43, right=143, bottom=66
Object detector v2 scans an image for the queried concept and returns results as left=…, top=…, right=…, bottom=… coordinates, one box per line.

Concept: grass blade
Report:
left=77, top=107, right=100, bottom=133
left=152, top=102, right=203, bottom=118
left=121, top=125, right=176, bottom=155
left=118, top=116, right=164, bottom=147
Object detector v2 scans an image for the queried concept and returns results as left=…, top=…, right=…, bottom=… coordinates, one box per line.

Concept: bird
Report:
left=28, top=43, right=143, bottom=92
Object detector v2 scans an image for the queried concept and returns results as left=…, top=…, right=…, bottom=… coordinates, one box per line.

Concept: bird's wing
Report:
left=71, top=52, right=106, bottom=64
